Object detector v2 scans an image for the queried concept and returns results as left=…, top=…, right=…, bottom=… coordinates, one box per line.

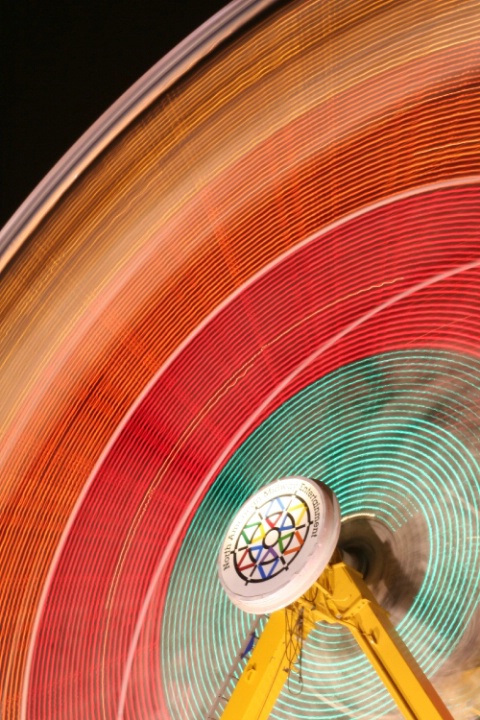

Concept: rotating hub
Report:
left=218, top=476, right=341, bottom=613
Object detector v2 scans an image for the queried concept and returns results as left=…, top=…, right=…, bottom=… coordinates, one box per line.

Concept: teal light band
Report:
left=162, top=350, right=480, bottom=719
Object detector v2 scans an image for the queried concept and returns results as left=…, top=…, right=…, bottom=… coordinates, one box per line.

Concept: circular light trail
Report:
left=163, top=350, right=480, bottom=720
left=0, top=1, right=478, bottom=719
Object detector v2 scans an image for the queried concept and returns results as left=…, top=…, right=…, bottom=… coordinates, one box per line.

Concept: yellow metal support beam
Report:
left=219, top=561, right=454, bottom=720
left=219, top=607, right=309, bottom=720
left=309, top=562, right=454, bottom=720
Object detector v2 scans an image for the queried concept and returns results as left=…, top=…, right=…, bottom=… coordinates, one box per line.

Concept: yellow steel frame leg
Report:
left=219, top=561, right=454, bottom=720
left=310, top=562, right=454, bottom=720
left=219, top=607, right=312, bottom=720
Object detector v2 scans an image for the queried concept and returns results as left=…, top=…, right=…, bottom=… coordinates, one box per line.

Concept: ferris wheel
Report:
left=0, top=1, right=479, bottom=719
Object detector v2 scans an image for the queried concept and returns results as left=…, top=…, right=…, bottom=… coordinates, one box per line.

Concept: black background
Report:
left=1, top=0, right=227, bottom=228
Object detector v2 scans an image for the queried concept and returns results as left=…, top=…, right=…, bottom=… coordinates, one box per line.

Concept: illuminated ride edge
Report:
left=0, top=1, right=478, bottom=719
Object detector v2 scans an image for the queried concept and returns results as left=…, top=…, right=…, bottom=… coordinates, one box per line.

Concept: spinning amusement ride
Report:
left=0, top=1, right=479, bottom=719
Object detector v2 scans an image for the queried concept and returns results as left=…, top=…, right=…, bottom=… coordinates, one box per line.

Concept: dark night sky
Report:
left=1, top=0, right=227, bottom=229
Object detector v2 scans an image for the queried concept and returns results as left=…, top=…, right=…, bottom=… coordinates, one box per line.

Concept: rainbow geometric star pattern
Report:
left=234, top=494, right=311, bottom=583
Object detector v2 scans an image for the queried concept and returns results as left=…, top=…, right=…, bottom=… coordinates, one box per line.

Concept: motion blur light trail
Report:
left=0, top=1, right=479, bottom=719
left=164, top=349, right=480, bottom=720
left=29, top=185, right=480, bottom=720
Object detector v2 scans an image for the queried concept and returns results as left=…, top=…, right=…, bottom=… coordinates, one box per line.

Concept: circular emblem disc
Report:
left=218, top=477, right=340, bottom=613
